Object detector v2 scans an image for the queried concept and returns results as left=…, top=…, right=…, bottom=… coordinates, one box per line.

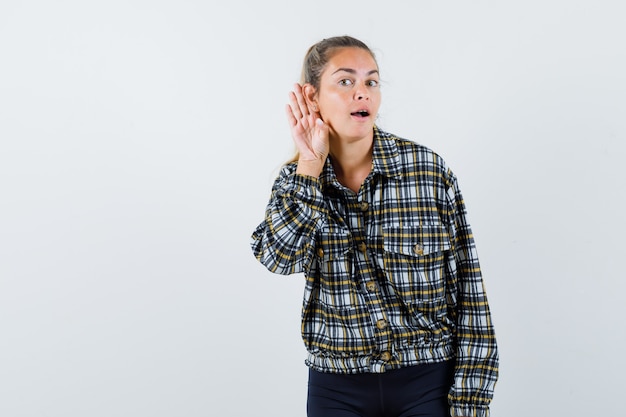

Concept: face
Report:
left=307, top=47, right=381, bottom=143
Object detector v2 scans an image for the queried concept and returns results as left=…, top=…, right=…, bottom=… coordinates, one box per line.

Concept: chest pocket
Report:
left=382, top=223, right=451, bottom=302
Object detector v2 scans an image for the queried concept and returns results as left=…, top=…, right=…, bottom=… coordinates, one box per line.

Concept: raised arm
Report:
left=251, top=84, right=331, bottom=275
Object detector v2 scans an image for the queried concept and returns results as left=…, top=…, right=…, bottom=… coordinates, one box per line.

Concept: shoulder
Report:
left=377, top=127, right=451, bottom=177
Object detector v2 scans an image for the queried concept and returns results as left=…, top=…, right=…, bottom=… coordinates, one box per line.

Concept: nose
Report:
left=355, top=81, right=370, bottom=101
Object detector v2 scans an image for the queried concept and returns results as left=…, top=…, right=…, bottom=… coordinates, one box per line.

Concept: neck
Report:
left=329, top=134, right=374, bottom=193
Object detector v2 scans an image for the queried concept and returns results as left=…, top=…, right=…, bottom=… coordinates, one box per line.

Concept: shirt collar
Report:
left=319, top=126, right=403, bottom=189
left=371, top=125, right=403, bottom=179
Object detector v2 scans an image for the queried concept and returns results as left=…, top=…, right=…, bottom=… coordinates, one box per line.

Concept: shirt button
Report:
left=317, top=248, right=324, bottom=258
left=376, top=319, right=388, bottom=330
left=358, top=242, right=367, bottom=253
left=380, top=351, right=391, bottom=361
left=413, top=243, right=424, bottom=255
left=366, top=281, right=378, bottom=292
left=359, top=201, right=369, bottom=212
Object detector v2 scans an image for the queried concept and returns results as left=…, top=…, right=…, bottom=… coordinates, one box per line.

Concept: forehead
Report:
left=325, top=47, right=379, bottom=74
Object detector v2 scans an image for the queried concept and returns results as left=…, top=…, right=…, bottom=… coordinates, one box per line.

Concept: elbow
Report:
left=255, top=250, right=302, bottom=276
left=251, top=241, right=302, bottom=276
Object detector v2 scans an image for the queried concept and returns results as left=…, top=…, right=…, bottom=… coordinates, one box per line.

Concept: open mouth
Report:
left=351, top=110, right=370, bottom=118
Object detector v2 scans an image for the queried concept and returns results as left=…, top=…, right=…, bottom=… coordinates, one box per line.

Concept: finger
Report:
left=285, top=104, right=297, bottom=127
left=288, top=91, right=303, bottom=120
left=293, top=83, right=309, bottom=117
left=315, top=118, right=329, bottom=137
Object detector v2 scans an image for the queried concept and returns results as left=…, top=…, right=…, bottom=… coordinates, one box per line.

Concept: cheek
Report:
left=371, top=97, right=382, bottom=116
left=317, top=101, right=336, bottom=119
left=319, top=92, right=346, bottom=114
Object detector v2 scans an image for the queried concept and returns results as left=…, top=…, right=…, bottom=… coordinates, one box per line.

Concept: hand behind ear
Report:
left=285, top=83, right=329, bottom=177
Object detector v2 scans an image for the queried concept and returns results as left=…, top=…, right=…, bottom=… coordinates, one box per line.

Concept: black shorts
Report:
left=307, top=361, right=454, bottom=417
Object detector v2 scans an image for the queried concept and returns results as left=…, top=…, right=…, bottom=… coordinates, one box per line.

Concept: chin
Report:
left=330, top=122, right=374, bottom=142
left=350, top=124, right=375, bottom=138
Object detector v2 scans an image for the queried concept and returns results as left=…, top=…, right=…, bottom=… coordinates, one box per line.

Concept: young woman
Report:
left=251, top=36, right=498, bottom=417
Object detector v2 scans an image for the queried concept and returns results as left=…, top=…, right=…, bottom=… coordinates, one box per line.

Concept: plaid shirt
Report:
left=251, top=127, right=498, bottom=417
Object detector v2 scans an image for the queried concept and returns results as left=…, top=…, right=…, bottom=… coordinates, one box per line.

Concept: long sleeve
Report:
left=251, top=165, right=328, bottom=275
left=444, top=170, right=499, bottom=417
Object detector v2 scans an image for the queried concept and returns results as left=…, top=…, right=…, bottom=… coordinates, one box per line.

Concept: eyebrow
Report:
left=332, top=68, right=379, bottom=76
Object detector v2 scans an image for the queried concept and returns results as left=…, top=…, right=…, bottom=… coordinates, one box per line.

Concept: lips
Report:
left=350, top=110, right=370, bottom=118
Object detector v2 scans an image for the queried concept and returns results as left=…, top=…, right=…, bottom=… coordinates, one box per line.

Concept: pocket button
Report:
left=413, top=243, right=424, bottom=255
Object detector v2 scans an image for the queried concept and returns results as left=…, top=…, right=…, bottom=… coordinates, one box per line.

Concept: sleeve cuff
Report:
left=451, top=404, right=490, bottom=417
left=276, top=172, right=324, bottom=205
left=290, top=173, right=322, bottom=188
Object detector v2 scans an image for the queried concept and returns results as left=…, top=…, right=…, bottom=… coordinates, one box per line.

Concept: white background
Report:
left=1, top=1, right=625, bottom=416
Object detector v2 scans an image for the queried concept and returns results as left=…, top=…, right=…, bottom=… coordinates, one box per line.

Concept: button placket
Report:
left=343, top=183, right=393, bottom=373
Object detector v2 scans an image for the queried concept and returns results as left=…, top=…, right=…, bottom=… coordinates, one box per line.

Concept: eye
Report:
left=339, top=79, right=353, bottom=86
left=367, top=80, right=379, bottom=87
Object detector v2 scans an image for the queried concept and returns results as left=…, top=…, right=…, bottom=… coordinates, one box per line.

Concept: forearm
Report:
left=448, top=256, right=498, bottom=417
left=449, top=303, right=499, bottom=417
left=251, top=170, right=327, bottom=274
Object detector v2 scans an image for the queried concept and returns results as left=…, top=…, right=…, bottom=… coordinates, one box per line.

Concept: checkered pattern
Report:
left=251, top=127, right=498, bottom=417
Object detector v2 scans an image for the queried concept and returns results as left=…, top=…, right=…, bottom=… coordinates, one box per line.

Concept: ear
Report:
left=302, top=83, right=319, bottom=112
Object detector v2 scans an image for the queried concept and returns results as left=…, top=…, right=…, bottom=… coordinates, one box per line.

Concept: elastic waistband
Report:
left=305, top=342, right=455, bottom=374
